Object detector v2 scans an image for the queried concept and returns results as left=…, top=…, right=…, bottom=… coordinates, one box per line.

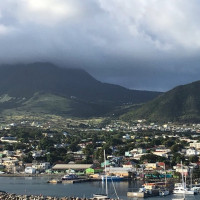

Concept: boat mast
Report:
left=104, top=150, right=108, bottom=196
left=181, top=161, right=185, bottom=189
left=164, top=163, right=167, bottom=188
left=190, top=168, right=192, bottom=189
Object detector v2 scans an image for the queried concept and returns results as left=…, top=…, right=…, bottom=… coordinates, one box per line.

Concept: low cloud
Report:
left=0, top=0, right=200, bottom=91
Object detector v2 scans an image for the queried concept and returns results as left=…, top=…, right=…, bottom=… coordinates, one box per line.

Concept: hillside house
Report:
left=190, top=143, right=200, bottom=149
left=186, top=148, right=199, bottom=156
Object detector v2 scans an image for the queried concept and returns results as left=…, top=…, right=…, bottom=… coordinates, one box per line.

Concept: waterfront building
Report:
left=52, top=164, right=93, bottom=173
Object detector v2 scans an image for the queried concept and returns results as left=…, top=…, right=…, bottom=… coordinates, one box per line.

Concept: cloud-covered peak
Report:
left=0, top=0, right=200, bottom=91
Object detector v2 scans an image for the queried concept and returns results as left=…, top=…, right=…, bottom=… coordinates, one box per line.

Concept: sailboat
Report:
left=189, top=168, right=199, bottom=194
left=93, top=150, right=109, bottom=200
left=173, top=161, right=194, bottom=196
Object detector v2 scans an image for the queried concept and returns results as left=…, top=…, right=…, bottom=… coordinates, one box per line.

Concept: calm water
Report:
left=0, top=177, right=198, bottom=200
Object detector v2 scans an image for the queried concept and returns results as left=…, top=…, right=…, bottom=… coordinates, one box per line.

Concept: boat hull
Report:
left=101, top=176, right=123, bottom=181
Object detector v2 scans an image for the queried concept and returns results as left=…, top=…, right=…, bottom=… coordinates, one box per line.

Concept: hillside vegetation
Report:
left=121, top=81, right=200, bottom=122
left=0, top=62, right=160, bottom=118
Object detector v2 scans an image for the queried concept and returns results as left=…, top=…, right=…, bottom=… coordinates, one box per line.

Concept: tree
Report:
left=163, top=139, right=175, bottom=148
left=189, top=155, right=199, bottom=163
left=38, top=138, right=54, bottom=151
left=68, top=142, right=80, bottom=152
left=3, top=144, right=13, bottom=151
left=23, top=152, right=33, bottom=163
left=140, top=153, right=165, bottom=163
left=171, top=153, right=185, bottom=166
left=170, top=144, right=183, bottom=153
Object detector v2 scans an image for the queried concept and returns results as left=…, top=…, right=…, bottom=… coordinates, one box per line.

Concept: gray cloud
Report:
left=0, top=0, right=200, bottom=91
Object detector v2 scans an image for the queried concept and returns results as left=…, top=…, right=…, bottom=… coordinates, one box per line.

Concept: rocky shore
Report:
left=0, top=192, right=118, bottom=200
left=0, top=192, right=81, bottom=200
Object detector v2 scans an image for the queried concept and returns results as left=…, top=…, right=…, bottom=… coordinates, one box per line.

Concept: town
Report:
left=0, top=118, right=200, bottom=185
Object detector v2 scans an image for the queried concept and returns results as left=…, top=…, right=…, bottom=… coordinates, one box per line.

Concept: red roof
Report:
left=157, top=162, right=165, bottom=166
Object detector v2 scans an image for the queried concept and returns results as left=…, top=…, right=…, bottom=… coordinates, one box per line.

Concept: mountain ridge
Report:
left=0, top=62, right=161, bottom=118
left=121, top=80, right=200, bottom=122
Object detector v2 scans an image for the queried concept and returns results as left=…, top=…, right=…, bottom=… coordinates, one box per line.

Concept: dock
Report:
left=62, top=178, right=100, bottom=184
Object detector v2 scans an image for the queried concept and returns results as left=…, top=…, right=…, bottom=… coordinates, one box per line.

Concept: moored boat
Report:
left=101, top=175, right=123, bottom=182
left=173, top=161, right=194, bottom=195
left=173, top=183, right=194, bottom=195
left=159, top=188, right=170, bottom=196
left=93, top=150, right=111, bottom=200
left=191, top=185, right=200, bottom=193
left=61, top=174, right=78, bottom=180
left=47, top=179, right=62, bottom=184
left=93, top=194, right=109, bottom=200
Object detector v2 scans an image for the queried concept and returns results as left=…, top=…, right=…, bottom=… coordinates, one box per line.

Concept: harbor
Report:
left=0, top=176, right=200, bottom=200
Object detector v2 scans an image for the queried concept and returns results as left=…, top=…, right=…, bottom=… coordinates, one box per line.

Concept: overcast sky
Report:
left=0, top=0, right=200, bottom=91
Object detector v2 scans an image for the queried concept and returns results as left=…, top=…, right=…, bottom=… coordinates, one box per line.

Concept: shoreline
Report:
left=0, top=191, right=120, bottom=200
left=0, top=191, right=86, bottom=200
left=0, top=173, right=65, bottom=177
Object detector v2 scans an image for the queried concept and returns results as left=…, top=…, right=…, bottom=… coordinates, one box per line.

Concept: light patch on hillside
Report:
left=0, top=94, right=13, bottom=103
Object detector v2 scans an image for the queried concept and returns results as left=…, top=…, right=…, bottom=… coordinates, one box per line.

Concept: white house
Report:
left=190, top=143, right=200, bottom=149
left=186, top=148, right=199, bottom=156
left=25, top=167, right=36, bottom=174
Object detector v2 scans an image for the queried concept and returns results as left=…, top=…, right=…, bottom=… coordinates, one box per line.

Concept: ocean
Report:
left=0, top=176, right=198, bottom=200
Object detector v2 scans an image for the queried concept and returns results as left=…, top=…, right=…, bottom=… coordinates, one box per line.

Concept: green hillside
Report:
left=0, top=93, right=113, bottom=118
left=0, top=62, right=161, bottom=118
left=121, top=81, right=200, bottom=123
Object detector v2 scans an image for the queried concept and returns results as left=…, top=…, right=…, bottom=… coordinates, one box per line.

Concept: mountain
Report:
left=0, top=62, right=161, bottom=118
left=121, top=80, right=200, bottom=122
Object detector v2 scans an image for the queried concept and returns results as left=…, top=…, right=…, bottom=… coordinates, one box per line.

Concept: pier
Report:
left=62, top=178, right=100, bottom=184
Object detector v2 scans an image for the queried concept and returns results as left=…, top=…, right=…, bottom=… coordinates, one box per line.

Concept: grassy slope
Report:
left=0, top=93, right=114, bottom=118
left=121, top=81, right=200, bottom=123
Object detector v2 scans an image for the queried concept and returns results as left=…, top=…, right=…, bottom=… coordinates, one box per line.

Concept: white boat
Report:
left=101, top=175, right=123, bottom=181
left=61, top=174, right=78, bottom=180
left=191, top=185, right=200, bottom=193
left=173, top=185, right=194, bottom=195
left=173, top=161, right=194, bottom=195
left=93, top=194, right=109, bottom=200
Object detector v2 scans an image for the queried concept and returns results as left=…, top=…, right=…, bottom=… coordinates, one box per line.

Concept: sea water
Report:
left=0, top=177, right=198, bottom=200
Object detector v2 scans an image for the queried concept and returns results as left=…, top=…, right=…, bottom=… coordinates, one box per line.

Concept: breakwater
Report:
left=0, top=192, right=119, bottom=200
